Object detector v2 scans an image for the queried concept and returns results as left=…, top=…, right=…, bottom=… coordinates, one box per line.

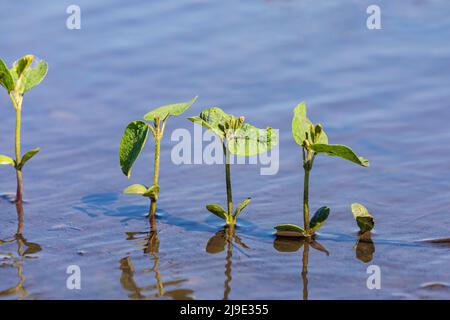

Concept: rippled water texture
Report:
left=1, top=0, right=450, bottom=299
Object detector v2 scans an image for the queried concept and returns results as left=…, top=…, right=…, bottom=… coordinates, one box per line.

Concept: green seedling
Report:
left=0, top=55, right=48, bottom=202
left=275, top=102, right=369, bottom=238
left=189, top=107, right=277, bottom=227
left=351, top=203, right=375, bottom=234
left=119, top=97, right=197, bottom=221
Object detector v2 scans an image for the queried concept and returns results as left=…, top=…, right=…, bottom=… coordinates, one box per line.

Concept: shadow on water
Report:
left=76, top=192, right=271, bottom=238
left=273, top=237, right=329, bottom=300
left=119, top=214, right=194, bottom=299
left=0, top=200, right=42, bottom=299
left=205, top=227, right=249, bottom=300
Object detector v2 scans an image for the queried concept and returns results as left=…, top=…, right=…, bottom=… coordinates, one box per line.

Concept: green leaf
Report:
left=227, top=124, right=278, bottom=156
left=274, top=224, right=306, bottom=237
left=143, top=184, right=160, bottom=201
left=233, top=197, right=251, bottom=217
left=309, top=206, right=330, bottom=231
left=0, top=155, right=15, bottom=167
left=10, top=55, right=34, bottom=79
left=188, top=107, right=232, bottom=138
left=351, top=203, right=374, bottom=233
left=292, top=101, right=313, bottom=146
left=17, top=147, right=40, bottom=170
left=0, top=58, right=14, bottom=93
left=119, top=121, right=149, bottom=177
left=23, top=60, right=48, bottom=92
left=123, top=184, right=148, bottom=195
left=311, top=144, right=369, bottom=167
left=206, top=204, right=227, bottom=220
left=144, top=96, right=197, bottom=121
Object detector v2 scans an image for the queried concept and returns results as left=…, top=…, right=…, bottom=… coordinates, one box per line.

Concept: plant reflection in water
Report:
left=120, top=213, right=194, bottom=299
left=0, top=200, right=42, bottom=299
left=273, top=237, right=328, bottom=300
left=205, top=226, right=249, bottom=300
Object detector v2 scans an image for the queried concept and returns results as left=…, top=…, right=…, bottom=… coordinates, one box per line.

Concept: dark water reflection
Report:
left=206, top=228, right=249, bottom=300
left=120, top=225, right=194, bottom=300
left=0, top=201, right=42, bottom=299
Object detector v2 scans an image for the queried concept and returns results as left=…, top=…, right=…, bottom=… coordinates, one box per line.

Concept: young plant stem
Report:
left=223, top=142, right=233, bottom=225
left=303, top=149, right=311, bottom=235
left=10, top=93, right=23, bottom=203
left=149, top=120, right=161, bottom=221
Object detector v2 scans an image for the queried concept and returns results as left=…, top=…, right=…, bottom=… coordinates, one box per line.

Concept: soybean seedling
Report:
left=275, top=102, right=369, bottom=238
left=119, top=97, right=197, bottom=222
left=0, top=55, right=48, bottom=202
left=189, top=107, right=277, bottom=227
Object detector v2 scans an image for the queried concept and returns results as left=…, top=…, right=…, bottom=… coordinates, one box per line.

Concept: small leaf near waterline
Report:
left=123, top=184, right=148, bottom=195
left=206, top=204, right=227, bottom=220
left=274, top=224, right=306, bottom=238
left=144, top=96, right=197, bottom=121
left=309, top=206, right=330, bottom=232
left=16, top=147, right=40, bottom=170
left=351, top=203, right=374, bottom=233
left=119, top=121, right=149, bottom=177
left=0, top=58, right=14, bottom=93
left=233, top=197, right=251, bottom=217
left=311, top=144, right=369, bottom=167
left=143, top=185, right=160, bottom=201
left=0, top=155, right=15, bottom=167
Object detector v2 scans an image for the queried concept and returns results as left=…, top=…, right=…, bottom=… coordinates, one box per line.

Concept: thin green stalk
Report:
left=10, top=93, right=23, bottom=203
left=223, top=142, right=233, bottom=224
left=303, top=149, right=311, bottom=234
left=149, top=121, right=161, bottom=219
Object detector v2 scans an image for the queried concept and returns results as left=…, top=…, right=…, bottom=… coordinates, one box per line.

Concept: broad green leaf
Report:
left=23, top=60, right=48, bottom=92
left=144, top=96, right=197, bottom=121
left=0, top=58, right=14, bottom=93
left=0, top=155, right=15, bottom=166
left=233, top=197, right=251, bottom=217
left=143, top=184, right=160, bottom=201
left=227, top=124, right=278, bottom=156
left=274, top=224, right=306, bottom=237
left=309, top=206, right=330, bottom=231
left=206, top=204, right=227, bottom=220
left=351, top=203, right=374, bottom=233
left=17, top=147, right=40, bottom=170
left=311, top=144, right=369, bottom=167
left=10, top=55, right=34, bottom=79
left=292, top=101, right=313, bottom=146
left=188, top=107, right=232, bottom=138
left=119, top=121, right=149, bottom=177
left=123, top=184, right=148, bottom=195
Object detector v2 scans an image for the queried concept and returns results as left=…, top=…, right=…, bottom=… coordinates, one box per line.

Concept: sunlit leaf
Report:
left=351, top=203, right=374, bottom=233
left=0, top=155, right=15, bottom=167
left=292, top=101, right=313, bottom=146
left=309, top=206, right=330, bottom=231
left=188, top=107, right=231, bottom=138
left=227, top=124, right=278, bottom=156
left=119, top=121, right=149, bottom=177
left=17, top=147, right=40, bottom=170
left=206, top=204, right=227, bottom=220
left=233, top=197, right=251, bottom=217
left=311, top=144, right=369, bottom=167
left=0, top=58, right=14, bottom=93
left=274, top=224, right=306, bottom=237
left=123, top=184, right=148, bottom=195
left=23, top=60, right=48, bottom=92
left=144, top=96, right=197, bottom=121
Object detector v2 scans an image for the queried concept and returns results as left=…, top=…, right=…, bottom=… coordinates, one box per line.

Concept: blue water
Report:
left=1, top=0, right=449, bottom=299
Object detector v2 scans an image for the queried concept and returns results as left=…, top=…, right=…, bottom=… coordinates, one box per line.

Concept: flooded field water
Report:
left=1, top=0, right=450, bottom=299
